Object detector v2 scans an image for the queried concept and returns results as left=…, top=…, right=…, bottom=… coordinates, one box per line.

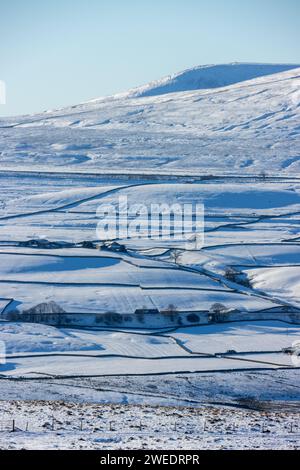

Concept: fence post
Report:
left=12, top=420, right=15, bottom=432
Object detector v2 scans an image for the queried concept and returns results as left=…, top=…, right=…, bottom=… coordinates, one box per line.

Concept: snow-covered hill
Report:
left=0, top=63, right=299, bottom=174
left=122, top=62, right=300, bottom=97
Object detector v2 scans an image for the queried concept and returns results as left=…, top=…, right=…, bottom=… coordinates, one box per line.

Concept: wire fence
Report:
left=0, top=420, right=16, bottom=432
left=0, top=418, right=298, bottom=435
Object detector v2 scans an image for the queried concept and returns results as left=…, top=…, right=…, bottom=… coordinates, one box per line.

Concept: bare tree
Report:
left=170, top=249, right=182, bottom=265
left=260, top=170, right=267, bottom=181
left=210, top=303, right=227, bottom=315
left=161, top=303, right=178, bottom=315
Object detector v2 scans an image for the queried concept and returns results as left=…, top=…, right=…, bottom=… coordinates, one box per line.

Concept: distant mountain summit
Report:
left=125, top=63, right=300, bottom=98
left=1, top=63, right=299, bottom=175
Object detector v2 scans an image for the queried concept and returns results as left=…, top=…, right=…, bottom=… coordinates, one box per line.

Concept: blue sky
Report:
left=1, top=0, right=299, bottom=116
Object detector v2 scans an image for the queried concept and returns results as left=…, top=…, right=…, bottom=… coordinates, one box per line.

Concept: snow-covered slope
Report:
left=0, top=63, right=299, bottom=174
left=123, top=62, right=300, bottom=97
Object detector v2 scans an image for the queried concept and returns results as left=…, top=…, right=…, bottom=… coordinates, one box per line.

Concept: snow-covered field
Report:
left=246, top=266, right=300, bottom=307
left=0, top=63, right=299, bottom=449
left=0, top=320, right=298, bottom=377
left=0, top=400, right=299, bottom=450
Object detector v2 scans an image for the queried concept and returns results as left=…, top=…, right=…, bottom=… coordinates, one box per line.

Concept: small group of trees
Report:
left=224, top=268, right=238, bottom=282
left=224, top=268, right=251, bottom=287
left=208, top=303, right=230, bottom=322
